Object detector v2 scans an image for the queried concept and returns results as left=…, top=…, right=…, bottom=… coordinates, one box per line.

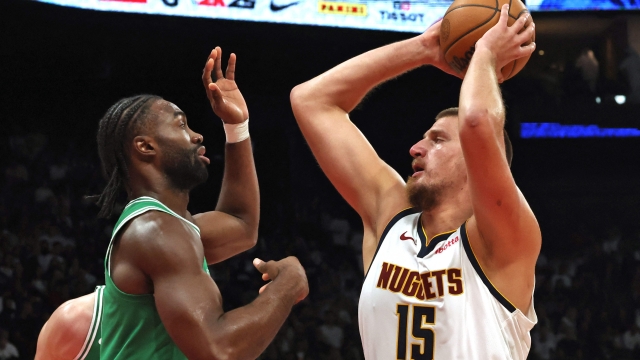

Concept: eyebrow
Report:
left=174, top=111, right=187, bottom=122
left=423, top=129, right=446, bottom=139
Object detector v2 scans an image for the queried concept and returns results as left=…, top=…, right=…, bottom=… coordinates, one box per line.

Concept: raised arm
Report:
left=192, top=47, right=259, bottom=264
left=133, top=214, right=307, bottom=360
left=290, top=22, right=457, bottom=268
left=458, top=5, right=539, bottom=310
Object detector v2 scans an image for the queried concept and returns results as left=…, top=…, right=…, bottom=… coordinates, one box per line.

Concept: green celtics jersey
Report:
left=101, top=197, right=210, bottom=359
left=75, top=285, right=104, bottom=360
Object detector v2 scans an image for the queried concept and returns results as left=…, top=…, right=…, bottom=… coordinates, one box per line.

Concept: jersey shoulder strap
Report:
left=112, top=197, right=200, bottom=239
left=106, top=196, right=202, bottom=275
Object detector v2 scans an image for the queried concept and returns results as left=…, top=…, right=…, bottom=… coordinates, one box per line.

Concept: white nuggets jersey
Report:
left=359, top=209, right=537, bottom=360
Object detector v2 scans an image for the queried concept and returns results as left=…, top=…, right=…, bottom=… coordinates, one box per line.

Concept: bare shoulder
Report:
left=36, top=293, right=95, bottom=360
left=120, top=210, right=204, bottom=272
left=122, top=211, right=197, bottom=250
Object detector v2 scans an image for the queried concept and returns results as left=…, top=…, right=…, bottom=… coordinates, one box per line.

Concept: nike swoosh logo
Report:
left=270, top=0, right=299, bottom=11
left=400, top=231, right=416, bottom=245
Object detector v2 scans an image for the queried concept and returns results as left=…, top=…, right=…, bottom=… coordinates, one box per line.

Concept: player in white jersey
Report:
left=291, top=5, right=539, bottom=360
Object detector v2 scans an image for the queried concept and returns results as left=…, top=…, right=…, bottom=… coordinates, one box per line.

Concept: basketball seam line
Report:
left=443, top=6, right=499, bottom=57
left=444, top=4, right=529, bottom=21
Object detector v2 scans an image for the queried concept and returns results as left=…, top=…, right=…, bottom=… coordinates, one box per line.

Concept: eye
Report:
left=180, top=121, right=186, bottom=128
left=434, top=138, right=444, bottom=144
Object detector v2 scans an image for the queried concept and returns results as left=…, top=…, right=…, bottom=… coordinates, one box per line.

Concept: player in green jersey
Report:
left=35, top=47, right=308, bottom=360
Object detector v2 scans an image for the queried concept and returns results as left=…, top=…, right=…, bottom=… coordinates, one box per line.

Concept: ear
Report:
left=132, top=135, right=156, bottom=160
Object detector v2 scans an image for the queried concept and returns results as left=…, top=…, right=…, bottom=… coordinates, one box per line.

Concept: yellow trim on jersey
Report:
left=421, top=221, right=457, bottom=246
left=463, top=221, right=518, bottom=311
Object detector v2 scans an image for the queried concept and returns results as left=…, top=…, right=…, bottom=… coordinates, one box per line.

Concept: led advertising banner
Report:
left=34, top=0, right=453, bottom=33
left=33, top=0, right=640, bottom=33
left=526, top=0, right=640, bottom=11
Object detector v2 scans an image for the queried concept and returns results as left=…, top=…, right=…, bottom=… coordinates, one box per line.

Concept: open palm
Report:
left=202, top=47, right=249, bottom=124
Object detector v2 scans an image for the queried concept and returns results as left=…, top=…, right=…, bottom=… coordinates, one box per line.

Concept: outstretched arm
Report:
left=132, top=214, right=307, bottom=360
left=458, top=5, right=539, bottom=310
left=290, top=22, right=457, bottom=270
left=193, top=48, right=259, bottom=264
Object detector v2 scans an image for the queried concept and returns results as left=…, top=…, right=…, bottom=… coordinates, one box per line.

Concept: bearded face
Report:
left=156, top=136, right=209, bottom=192
left=406, top=174, right=453, bottom=212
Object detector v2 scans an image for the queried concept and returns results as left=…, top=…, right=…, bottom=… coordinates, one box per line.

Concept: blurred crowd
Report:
left=0, top=130, right=639, bottom=360
left=529, top=227, right=640, bottom=360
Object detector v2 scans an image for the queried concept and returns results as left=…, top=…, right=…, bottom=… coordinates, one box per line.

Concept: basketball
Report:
left=440, top=0, right=535, bottom=80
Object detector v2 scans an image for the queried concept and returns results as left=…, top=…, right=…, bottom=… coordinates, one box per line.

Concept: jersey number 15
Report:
left=396, top=304, right=435, bottom=360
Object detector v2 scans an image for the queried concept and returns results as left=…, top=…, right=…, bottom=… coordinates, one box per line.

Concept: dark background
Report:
left=1, top=0, right=640, bottom=359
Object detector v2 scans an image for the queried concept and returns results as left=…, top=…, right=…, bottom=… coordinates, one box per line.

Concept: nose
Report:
left=192, top=132, right=203, bottom=144
left=409, top=140, right=426, bottom=158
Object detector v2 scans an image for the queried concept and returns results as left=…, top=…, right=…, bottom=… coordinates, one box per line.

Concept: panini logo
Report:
left=318, top=1, right=367, bottom=16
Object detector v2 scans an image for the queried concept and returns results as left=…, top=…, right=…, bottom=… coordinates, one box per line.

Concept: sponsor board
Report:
left=318, top=1, right=367, bottom=16
left=35, top=0, right=455, bottom=33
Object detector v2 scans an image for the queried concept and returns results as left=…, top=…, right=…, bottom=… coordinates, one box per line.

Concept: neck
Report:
left=420, top=192, right=472, bottom=242
left=129, top=170, right=190, bottom=217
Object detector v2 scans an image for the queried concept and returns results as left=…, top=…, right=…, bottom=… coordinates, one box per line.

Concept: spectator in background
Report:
left=623, top=324, right=640, bottom=352
left=575, top=48, right=599, bottom=93
left=619, top=46, right=640, bottom=103
left=551, top=262, right=572, bottom=289
left=318, top=310, right=343, bottom=352
left=558, top=307, right=578, bottom=341
left=0, top=330, right=19, bottom=360
left=532, top=324, right=558, bottom=360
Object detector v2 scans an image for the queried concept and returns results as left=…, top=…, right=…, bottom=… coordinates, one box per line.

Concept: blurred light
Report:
left=521, top=123, right=640, bottom=138
left=615, top=95, right=626, bottom=104
left=595, top=96, right=601, bottom=104
left=538, top=50, right=545, bottom=56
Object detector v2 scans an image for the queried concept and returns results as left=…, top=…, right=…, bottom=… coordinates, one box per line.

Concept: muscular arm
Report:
left=193, top=139, right=259, bottom=264
left=458, top=6, right=539, bottom=309
left=290, top=35, right=426, bottom=220
left=134, top=214, right=300, bottom=360
left=193, top=48, right=259, bottom=264
left=290, top=24, right=456, bottom=269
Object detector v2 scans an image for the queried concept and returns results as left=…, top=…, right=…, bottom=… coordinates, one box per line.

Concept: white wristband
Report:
left=223, top=119, right=249, bottom=143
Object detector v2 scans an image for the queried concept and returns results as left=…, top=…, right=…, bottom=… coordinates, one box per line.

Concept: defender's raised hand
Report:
left=202, top=47, right=249, bottom=124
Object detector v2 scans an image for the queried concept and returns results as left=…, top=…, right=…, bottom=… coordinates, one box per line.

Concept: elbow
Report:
left=207, top=348, right=231, bottom=360
left=244, top=229, right=259, bottom=250
left=459, top=106, right=490, bottom=129
left=290, top=82, right=317, bottom=119
left=458, top=106, right=502, bottom=138
left=207, top=343, right=250, bottom=360
left=290, top=83, right=310, bottom=106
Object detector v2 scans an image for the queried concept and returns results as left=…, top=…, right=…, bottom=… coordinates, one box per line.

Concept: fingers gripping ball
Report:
left=440, top=0, right=535, bottom=80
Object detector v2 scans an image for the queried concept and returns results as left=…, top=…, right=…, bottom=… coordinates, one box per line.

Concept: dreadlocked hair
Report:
left=91, top=94, right=161, bottom=218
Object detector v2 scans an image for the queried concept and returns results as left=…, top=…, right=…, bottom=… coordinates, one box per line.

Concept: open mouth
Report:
left=411, top=162, right=424, bottom=176
left=197, top=146, right=210, bottom=165
left=412, top=163, right=424, bottom=177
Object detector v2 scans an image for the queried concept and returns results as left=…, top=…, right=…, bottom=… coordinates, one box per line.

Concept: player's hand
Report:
left=476, top=4, right=536, bottom=81
left=418, top=19, right=462, bottom=79
left=253, top=257, right=309, bottom=304
left=202, top=47, right=249, bottom=124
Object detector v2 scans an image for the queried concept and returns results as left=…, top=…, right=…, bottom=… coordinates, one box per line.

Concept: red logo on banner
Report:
left=197, top=0, right=226, bottom=5
left=100, top=0, right=147, bottom=3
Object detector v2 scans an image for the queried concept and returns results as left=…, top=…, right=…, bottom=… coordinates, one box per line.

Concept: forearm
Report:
left=294, top=36, right=430, bottom=112
left=458, top=47, right=505, bottom=130
left=215, top=138, right=259, bottom=236
left=212, top=278, right=298, bottom=359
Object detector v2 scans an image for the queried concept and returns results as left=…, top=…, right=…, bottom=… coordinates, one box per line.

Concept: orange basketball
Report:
left=440, top=0, right=535, bottom=81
